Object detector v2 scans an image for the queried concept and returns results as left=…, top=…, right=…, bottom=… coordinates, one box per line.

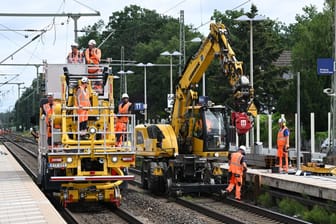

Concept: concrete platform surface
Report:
left=247, top=167, right=336, bottom=201
left=0, top=145, right=66, bottom=224
left=221, top=162, right=336, bottom=201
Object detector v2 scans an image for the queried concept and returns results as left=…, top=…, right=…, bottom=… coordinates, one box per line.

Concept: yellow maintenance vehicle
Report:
left=135, top=23, right=256, bottom=196
left=301, top=162, right=336, bottom=176
left=36, top=64, right=135, bottom=207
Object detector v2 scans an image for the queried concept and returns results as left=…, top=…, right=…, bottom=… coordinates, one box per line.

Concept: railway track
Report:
left=1, top=134, right=321, bottom=223
left=0, top=134, right=144, bottom=224
left=177, top=196, right=310, bottom=224
left=128, top=168, right=311, bottom=224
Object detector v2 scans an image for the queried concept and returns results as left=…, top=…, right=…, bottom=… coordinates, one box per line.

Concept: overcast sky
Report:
left=0, top=0, right=325, bottom=112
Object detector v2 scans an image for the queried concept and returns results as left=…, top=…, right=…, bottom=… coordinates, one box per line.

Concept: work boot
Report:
left=221, top=190, right=228, bottom=198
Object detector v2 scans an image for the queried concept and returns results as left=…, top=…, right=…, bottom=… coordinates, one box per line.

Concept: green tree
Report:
left=279, top=2, right=332, bottom=134
left=78, top=19, right=105, bottom=51
left=79, top=5, right=202, bottom=120
left=210, top=5, right=286, bottom=113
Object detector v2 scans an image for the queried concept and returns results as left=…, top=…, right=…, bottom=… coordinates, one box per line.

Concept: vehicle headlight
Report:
left=99, top=158, right=104, bottom=164
left=89, top=127, right=97, bottom=134
left=66, top=157, right=73, bottom=163
left=112, top=156, right=118, bottom=163
left=214, top=152, right=219, bottom=157
left=63, top=189, right=68, bottom=200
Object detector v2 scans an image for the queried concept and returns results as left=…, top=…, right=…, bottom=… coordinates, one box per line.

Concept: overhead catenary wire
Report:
left=195, top=0, right=251, bottom=30
left=98, top=30, right=115, bottom=49
left=232, top=0, right=251, bottom=11
left=0, top=74, right=20, bottom=88
left=72, top=0, right=100, bottom=14
left=0, top=30, right=47, bottom=64
left=25, top=36, right=43, bottom=64
left=0, top=1, right=102, bottom=112
left=0, top=24, right=27, bottom=37
left=1, top=5, right=71, bottom=64
left=161, top=0, right=187, bottom=14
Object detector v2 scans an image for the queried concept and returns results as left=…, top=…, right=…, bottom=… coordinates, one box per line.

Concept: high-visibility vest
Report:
left=76, top=86, right=90, bottom=123
left=67, top=51, right=83, bottom=64
left=118, top=102, right=132, bottom=123
left=76, top=86, right=90, bottom=107
left=228, top=153, right=232, bottom=172
left=85, top=48, right=101, bottom=73
left=43, top=103, right=53, bottom=137
left=277, top=127, right=289, bottom=147
left=85, top=48, right=101, bottom=64
left=43, top=103, right=53, bottom=120
left=230, top=152, right=243, bottom=175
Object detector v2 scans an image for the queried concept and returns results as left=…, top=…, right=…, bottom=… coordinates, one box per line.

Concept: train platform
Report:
left=244, top=166, right=336, bottom=201
left=0, top=145, right=66, bottom=224
left=221, top=162, right=336, bottom=201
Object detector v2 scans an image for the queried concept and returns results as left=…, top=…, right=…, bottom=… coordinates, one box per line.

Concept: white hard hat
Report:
left=47, top=92, right=54, bottom=97
left=122, top=93, right=129, bottom=99
left=239, top=145, right=246, bottom=154
left=81, top=77, right=89, bottom=83
left=240, top=75, right=250, bottom=86
left=71, top=42, right=79, bottom=48
left=278, top=118, right=286, bottom=123
left=88, top=39, right=96, bottom=45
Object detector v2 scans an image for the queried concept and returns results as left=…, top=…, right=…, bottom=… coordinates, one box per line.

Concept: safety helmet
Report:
left=47, top=92, right=54, bottom=97
left=239, top=145, right=246, bottom=155
left=278, top=118, right=286, bottom=123
left=88, top=39, right=96, bottom=46
left=71, top=42, right=79, bottom=48
left=122, top=93, right=129, bottom=99
left=240, top=75, right=250, bottom=86
left=81, top=77, right=89, bottom=83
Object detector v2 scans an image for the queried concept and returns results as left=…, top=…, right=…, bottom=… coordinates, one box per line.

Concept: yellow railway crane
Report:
left=135, top=23, right=256, bottom=196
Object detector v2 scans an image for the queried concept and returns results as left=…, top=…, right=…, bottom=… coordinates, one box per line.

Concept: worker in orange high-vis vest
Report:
left=42, top=92, right=55, bottom=145
left=116, top=93, right=133, bottom=146
left=67, top=42, right=83, bottom=64
left=225, top=146, right=248, bottom=200
left=84, top=39, right=101, bottom=74
left=227, top=152, right=235, bottom=190
left=277, top=117, right=290, bottom=173
left=76, top=77, right=91, bottom=139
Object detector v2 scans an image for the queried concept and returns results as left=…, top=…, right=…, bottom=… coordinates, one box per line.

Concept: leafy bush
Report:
left=330, top=213, right=336, bottom=224
left=303, top=205, right=330, bottom=224
left=257, top=192, right=273, bottom=207
left=278, top=198, right=307, bottom=217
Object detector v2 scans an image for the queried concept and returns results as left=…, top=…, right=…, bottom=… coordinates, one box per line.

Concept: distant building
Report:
left=273, top=50, right=293, bottom=80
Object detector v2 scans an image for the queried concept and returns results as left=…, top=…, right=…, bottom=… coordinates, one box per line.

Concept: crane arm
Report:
left=171, top=23, right=254, bottom=135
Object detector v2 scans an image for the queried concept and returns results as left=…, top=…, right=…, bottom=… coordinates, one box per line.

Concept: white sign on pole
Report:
left=167, top=94, right=174, bottom=108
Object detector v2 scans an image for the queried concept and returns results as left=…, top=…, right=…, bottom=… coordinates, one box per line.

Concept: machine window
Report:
left=136, top=131, right=144, bottom=144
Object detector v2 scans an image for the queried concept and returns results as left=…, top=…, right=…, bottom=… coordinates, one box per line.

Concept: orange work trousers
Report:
left=226, top=173, right=243, bottom=200
left=115, top=122, right=126, bottom=146
left=277, top=145, right=288, bottom=172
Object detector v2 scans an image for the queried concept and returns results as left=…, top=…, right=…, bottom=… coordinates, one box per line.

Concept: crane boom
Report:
left=171, top=23, right=254, bottom=142
left=135, top=22, right=256, bottom=196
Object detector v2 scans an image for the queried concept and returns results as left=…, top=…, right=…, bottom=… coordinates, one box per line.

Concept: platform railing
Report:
left=45, top=111, right=135, bottom=155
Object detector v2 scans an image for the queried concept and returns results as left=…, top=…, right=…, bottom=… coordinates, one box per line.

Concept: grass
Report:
left=256, top=192, right=336, bottom=223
